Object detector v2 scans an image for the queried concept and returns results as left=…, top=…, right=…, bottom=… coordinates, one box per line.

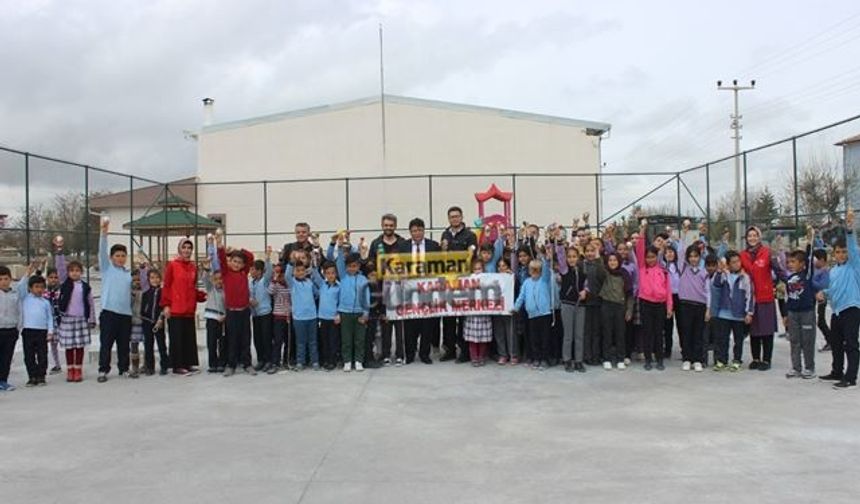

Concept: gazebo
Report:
left=123, top=193, right=220, bottom=263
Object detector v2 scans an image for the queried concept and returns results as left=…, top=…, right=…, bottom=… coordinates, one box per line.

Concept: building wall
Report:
left=181, top=100, right=604, bottom=254
left=846, top=142, right=860, bottom=230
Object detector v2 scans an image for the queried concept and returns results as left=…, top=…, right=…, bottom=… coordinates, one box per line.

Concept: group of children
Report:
left=1, top=208, right=858, bottom=391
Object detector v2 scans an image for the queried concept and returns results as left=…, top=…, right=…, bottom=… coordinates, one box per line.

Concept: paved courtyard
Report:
left=2, top=336, right=859, bottom=504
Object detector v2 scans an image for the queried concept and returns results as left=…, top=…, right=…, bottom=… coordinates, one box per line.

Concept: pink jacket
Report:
left=635, top=236, right=674, bottom=312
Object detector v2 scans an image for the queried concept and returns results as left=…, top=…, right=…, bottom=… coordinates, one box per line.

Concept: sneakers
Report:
left=729, top=361, right=741, bottom=372
left=623, top=358, right=632, bottom=366
left=656, top=361, right=665, bottom=371
left=395, top=358, right=404, bottom=367
left=786, top=369, right=802, bottom=379
left=25, top=378, right=37, bottom=387
left=383, top=358, right=392, bottom=366
left=223, top=367, right=235, bottom=377
left=37, top=377, right=47, bottom=386
left=564, top=361, right=574, bottom=373
left=833, top=380, right=856, bottom=390
left=243, top=366, right=257, bottom=376
left=749, top=361, right=761, bottom=370
left=97, top=373, right=108, bottom=383
left=644, top=362, right=652, bottom=371
left=602, top=361, right=612, bottom=370
left=693, top=362, right=703, bottom=372
left=267, top=365, right=279, bottom=375
left=0, top=381, right=15, bottom=391
left=682, top=361, right=691, bottom=371
left=575, top=362, right=586, bottom=373
left=802, top=369, right=816, bottom=379
left=713, top=362, right=726, bottom=372
left=758, top=362, right=771, bottom=371
left=49, top=366, right=62, bottom=375
left=343, top=363, right=353, bottom=372
left=312, top=363, right=321, bottom=371
left=497, top=356, right=508, bottom=365
left=354, top=362, right=364, bottom=372
left=510, top=357, right=520, bottom=365
left=617, top=362, right=626, bottom=370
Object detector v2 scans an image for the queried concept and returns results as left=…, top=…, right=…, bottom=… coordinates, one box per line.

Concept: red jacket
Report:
left=161, top=258, right=199, bottom=317
left=740, top=245, right=774, bottom=303
left=218, top=247, right=254, bottom=310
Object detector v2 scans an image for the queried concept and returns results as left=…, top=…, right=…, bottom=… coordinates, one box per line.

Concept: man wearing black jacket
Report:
left=398, top=218, right=441, bottom=364
left=439, top=206, right=477, bottom=362
left=367, top=214, right=407, bottom=366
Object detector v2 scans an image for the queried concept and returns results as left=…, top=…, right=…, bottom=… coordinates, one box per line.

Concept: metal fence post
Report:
left=129, top=176, right=134, bottom=266
left=676, top=173, right=682, bottom=230
left=262, top=181, right=268, bottom=250
left=705, top=164, right=711, bottom=240
left=793, top=137, right=799, bottom=244
left=512, top=175, right=518, bottom=226
left=743, top=153, right=748, bottom=233
left=428, top=175, right=434, bottom=232
left=194, top=181, right=200, bottom=265
left=84, top=165, right=90, bottom=282
left=344, top=178, right=350, bottom=230
left=24, top=153, right=30, bottom=264
left=594, top=175, right=601, bottom=232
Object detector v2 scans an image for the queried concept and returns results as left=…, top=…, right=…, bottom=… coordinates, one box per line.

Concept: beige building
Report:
left=98, top=95, right=610, bottom=257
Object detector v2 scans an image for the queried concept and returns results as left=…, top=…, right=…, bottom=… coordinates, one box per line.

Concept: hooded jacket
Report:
left=161, top=239, right=200, bottom=318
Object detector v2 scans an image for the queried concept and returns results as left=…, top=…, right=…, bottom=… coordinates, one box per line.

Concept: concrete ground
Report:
left=2, top=335, right=859, bottom=504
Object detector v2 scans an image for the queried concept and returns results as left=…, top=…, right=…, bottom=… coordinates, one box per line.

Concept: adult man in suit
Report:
left=398, top=218, right=441, bottom=364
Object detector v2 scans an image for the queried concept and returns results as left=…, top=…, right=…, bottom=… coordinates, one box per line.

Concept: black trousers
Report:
left=442, top=316, right=464, bottom=356
left=99, top=310, right=131, bottom=374
left=677, top=301, right=706, bottom=363
left=22, top=329, right=48, bottom=379
left=663, top=294, right=678, bottom=356
left=601, top=301, right=626, bottom=362
left=168, top=317, right=199, bottom=369
left=381, top=319, right=405, bottom=360
left=319, top=319, right=340, bottom=367
left=206, top=318, right=225, bottom=369
left=252, top=314, right=273, bottom=366
left=584, top=304, right=602, bottom=363
left=714, top=318, right=746, bottom=365
left=0, top=328, right=18, bottom=382
left=551, top=310, right=563, bottom=361
left=271, top=317, right=289, bottom=366
left=143, top=321, right=169, bottom=371
left=365, top=317, right=380, bottom=364
left=831, top=307, right=860, bottom=382
left=528, top=314, right=553, bottom=362
left=750, top=335, right=774, bottom=363
left=406, top=318, right=436, bottom=362
left=817, top=302, right=831, bottom=343
left=225, top=308, right=251, bottom=369
left=640, top=300, right=666, bottom=364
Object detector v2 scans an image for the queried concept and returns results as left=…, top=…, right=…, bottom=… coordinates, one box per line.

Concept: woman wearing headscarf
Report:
left=161, top=238, right=202, bottom=375
left=740, top=226, right=779, bottom=371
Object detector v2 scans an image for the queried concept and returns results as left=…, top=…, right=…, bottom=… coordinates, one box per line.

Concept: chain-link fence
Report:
left=2, top=112, right=859, bottom=277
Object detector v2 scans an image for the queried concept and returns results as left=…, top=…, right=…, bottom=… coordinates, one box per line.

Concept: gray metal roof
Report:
left=200, top=95, right=611, bottom=136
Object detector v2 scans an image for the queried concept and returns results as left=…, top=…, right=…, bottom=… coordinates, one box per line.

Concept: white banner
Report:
left=384, top=273, right=515, bottom=320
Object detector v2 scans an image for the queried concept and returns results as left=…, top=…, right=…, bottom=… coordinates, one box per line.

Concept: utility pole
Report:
left=717, top=79, right=755, bottom=249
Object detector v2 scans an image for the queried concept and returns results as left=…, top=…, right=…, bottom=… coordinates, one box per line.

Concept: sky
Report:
left=2, top=0, right=860, bottom=218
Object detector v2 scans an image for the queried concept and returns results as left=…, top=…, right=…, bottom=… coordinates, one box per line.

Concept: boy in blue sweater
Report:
left=97, top=218, right=133, bottom=383
left=336, top=252, right=370, bottom=373
left=819, top=208, right=860, bottom=389
left=314, top=262, right=340, bottom=371
left=706, top=251, right=754, bottom=372
left=512, top=247, right=554, bottom=370
left=286, top=259, right=321, bottom=370
left=0, top=265, right=24, bottom=391
left=19, top=271, right=55, bottom=386
left=777, top=227, right=818, bottom=379
left=249, top=247, right=273, bottom=372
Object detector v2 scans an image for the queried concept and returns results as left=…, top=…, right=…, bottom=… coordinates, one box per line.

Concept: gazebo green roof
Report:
left=123, top=208, right=221, bottom=233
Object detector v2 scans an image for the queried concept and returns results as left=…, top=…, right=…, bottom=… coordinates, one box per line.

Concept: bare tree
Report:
left=783, top=152, right=848, bottom=225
